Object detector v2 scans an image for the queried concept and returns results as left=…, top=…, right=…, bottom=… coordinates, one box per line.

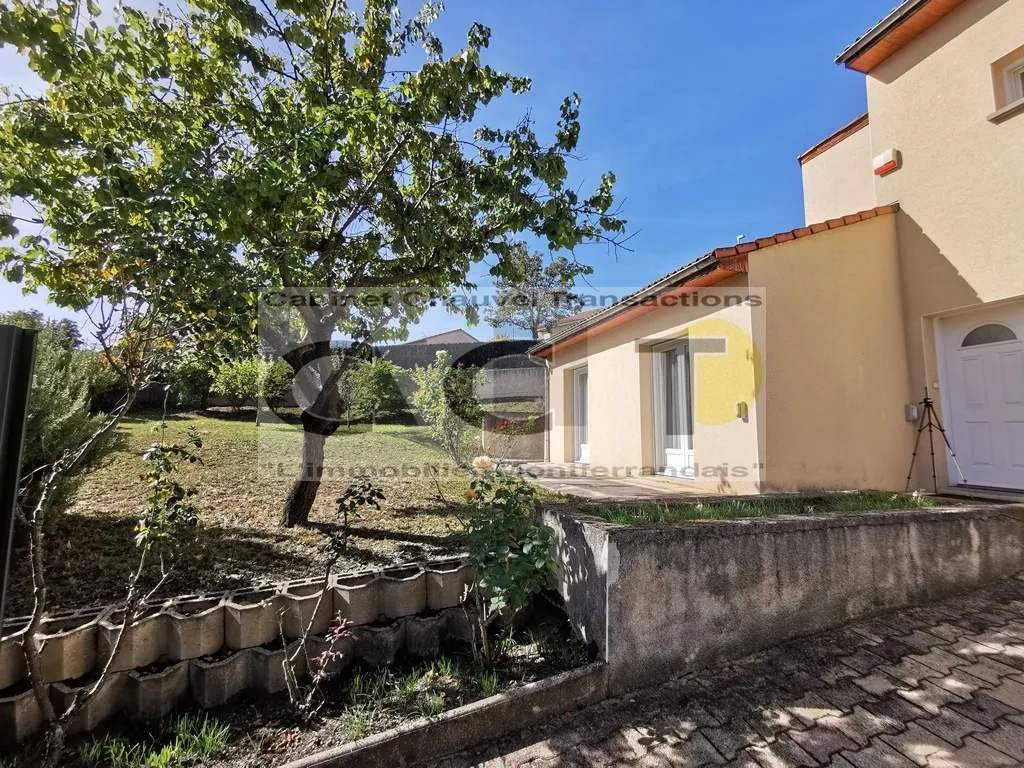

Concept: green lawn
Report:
left=589, top=491, right=937, bottom=526
left=8, top=410, right=481, bottom=614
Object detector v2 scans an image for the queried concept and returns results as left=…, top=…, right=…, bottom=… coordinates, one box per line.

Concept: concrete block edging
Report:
left=0, top=558, right=477, bottom=743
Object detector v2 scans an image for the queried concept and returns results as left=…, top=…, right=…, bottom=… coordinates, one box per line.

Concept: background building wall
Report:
left=800, top=123, right=877, bottom=224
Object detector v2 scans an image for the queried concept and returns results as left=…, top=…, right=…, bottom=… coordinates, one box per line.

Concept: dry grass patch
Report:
left=7, top=410, right=480, bottom=614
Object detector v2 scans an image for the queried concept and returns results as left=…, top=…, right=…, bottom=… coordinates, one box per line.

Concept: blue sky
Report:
left=0, top=0, right=894, bottom=341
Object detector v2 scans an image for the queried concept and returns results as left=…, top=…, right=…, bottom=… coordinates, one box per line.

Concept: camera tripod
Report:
left=905, top=388, right=968, bottom=494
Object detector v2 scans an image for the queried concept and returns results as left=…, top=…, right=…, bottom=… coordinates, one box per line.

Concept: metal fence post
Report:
left=0, top=325, right=37, bottom=629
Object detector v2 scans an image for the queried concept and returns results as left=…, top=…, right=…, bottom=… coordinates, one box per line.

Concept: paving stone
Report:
left=987, top=646, right=1024, bottom=672
left=701, top=720, right=768, bottom=761
left=821, top=663, right=860, bottom=685
left=896, top=631, right=947, bottom=653
left=819, top=706, right=899, bottom=747
left=975, top=719, right=1024, bottom=759
left=723, top=757, right=763, bottom=768
left=788, top=724, right=860, bottom=763
left=896, top=680, right=970, bottom=714
left=947, top=637, right=1004, bottom=663
left=915, top=708, right=986, bottom=748
left=746, top=705, right=804, bottom=740
left=744, top=734, right=817, bottom=768
left=863, top=693, right=930, bottom=725
left=576, top=732, right=641, bottom=765
left=788, top=692, right=845, bottom=726
left=868, top=639, right=916, bottom=664
left=949, top=692, right=1022, bottom=728
left=503, top=741, right=562, bottom=767
left=879, top=658, right=942, bottom=687
left=929, top=624, right=972, bottom=643
left=652, top=731, right=726, bottom=767
left=927, top=736, right=1020, bottom=767
left=704, top=693, right=759, bottom=725
left=928, top=667, right=992, bottom=699
left=843, top=738, right=918, bottom=768
left=879, top=722, right=957, bottom=765
left=820, top=680, right=878, bottom=712
left=429, top=579, right=1024, bottom=768
left=983, top=678, right=1024, bottom=712
left=908, top=648, right=966, bottom=676
left=852, top=672, right=903, bottom=697
left=842, top=649, right=890, bottom=675
left=958, top=658, right=1022, bottom=686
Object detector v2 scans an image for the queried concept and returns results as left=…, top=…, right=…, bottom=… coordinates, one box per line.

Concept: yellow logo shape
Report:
left=687, top=318, right=764, bottom=426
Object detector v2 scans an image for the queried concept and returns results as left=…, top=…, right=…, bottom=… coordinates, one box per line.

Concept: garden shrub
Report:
left=351, top=358, right=405, bottom=423
left=22, top=325, right=119, bottom=476
left=168, top=356, right=215, bottom=409
left=410, top=351, right=482, bottom=467
left=261, top=359, right=294, bottom=413
left=461, top=470, right=555, bottom=667
left=211, top=357, right=263, bottom=411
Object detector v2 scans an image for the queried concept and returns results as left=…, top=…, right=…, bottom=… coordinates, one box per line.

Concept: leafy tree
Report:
left=211, top=357, right=264, bottom=412
left=168, top=356, right=216, bottom=410
left=261, top=359, right=294, bottom=413
left=0, top=0, right=627, bottom=527
left=1, top=309, right=82, bottom=349
left=351, top=358, right=404, bottom=424
left=410, top=351, right=482, bottom=466
left=484, top=243, right=586, bottom=338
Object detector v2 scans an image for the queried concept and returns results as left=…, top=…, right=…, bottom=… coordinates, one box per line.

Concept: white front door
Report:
left=940, top=303, right=1024, bottom=490
left=573, top=368, right=589, bottom=464
left=654, top=342, right=694, bottom=477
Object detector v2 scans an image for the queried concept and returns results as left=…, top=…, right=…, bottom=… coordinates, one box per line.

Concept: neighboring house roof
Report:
left=798, top=113, right=870, bottom=166
left=836, top=0, right=968, bottom=73
left=528, top=204, right=900, bottom=359
left=404, top=329, right=478, bottom=345
left=550, top=309, right=601, bottom=333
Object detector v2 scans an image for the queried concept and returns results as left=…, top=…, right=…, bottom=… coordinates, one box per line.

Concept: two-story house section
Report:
left=530, top=0, right=1024, bottom=496
left=817, top=0, right=1024, bottom=491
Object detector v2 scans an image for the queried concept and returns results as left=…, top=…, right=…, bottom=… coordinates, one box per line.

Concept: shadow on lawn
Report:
left=6, top=514, right=323, bottom=615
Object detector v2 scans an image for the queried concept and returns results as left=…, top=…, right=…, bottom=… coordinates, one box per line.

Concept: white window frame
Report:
left=1004, top=57, right=1024, bottom=103
left=571, top=366, right=589, bottom=464
left=651, top=339, right=695, bottom=479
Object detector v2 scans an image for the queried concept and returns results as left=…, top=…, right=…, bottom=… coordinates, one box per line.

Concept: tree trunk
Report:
left=279, top=341, right=346, bottom=527
left=281, top=428, right=327, bottom=526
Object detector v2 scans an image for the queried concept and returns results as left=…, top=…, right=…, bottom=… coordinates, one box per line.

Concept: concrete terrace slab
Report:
left=522, top=463, right=704, bottom=500
left=429, top=575, right=1024, bottom=768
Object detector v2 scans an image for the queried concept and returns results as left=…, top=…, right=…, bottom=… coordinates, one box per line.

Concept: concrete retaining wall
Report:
left=0, top=559, right=474, bottom=743
left=481, top=413, right=545, bottom=461
left=540, top=503, right=1024, bottom=695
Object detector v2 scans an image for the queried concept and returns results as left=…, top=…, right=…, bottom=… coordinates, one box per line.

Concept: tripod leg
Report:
left=927, top=412, right=938, bottom=494
left=928, top=406, right=969, bottom=487
left=905, top=404, right=929, bottom=492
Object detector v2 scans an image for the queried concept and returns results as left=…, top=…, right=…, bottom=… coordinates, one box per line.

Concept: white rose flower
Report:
left=472, top=455, right=496, bottom=472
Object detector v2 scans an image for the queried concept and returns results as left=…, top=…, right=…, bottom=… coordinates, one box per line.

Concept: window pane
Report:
left=962, top=323, right=1018, bottom=347
left=663, top=350, right=679, bottom=450
left=578, top=373, right=588, bottom=444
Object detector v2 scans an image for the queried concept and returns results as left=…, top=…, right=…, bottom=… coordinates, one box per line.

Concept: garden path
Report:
left=430, top=576, right=1024, bottom=767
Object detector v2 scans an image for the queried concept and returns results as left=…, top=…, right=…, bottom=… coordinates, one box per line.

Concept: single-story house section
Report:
left=529, top=0, right=1024, bottom=495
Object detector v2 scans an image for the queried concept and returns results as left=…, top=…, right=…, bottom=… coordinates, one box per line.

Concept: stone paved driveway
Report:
left=432, top=576, right=1024, bottom=768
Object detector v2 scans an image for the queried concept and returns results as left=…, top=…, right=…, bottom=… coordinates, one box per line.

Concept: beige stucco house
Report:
left=530, top=0, right=1024, bottom=495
